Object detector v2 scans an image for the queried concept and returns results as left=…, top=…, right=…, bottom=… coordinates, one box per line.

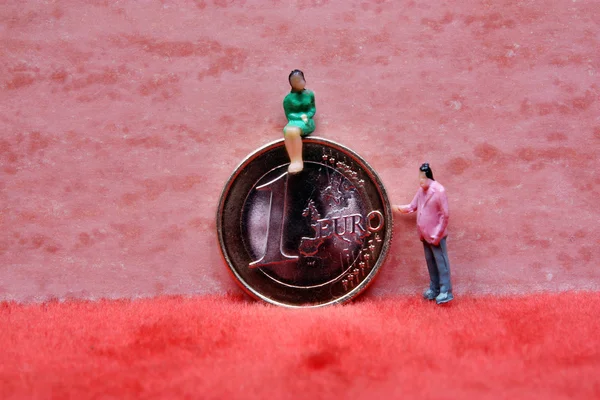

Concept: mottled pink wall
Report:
left=1, top=1, right=599, bottom=302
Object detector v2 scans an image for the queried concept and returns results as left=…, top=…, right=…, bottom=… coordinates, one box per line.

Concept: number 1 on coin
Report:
left=249, top=173, right=298, bottom=268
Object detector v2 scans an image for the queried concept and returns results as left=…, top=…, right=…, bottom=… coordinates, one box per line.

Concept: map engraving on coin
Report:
left=217, top=137, right=393, bottom=307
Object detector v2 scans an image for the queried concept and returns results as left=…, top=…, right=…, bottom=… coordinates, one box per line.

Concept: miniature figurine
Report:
left=283, top=69, right=316, bottom=174
left=395, top=163, right=454, bottom=304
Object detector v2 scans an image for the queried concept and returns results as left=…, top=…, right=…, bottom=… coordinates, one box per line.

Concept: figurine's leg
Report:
left=284, top=126, right=304, bottom=174
left=423, top=241, right=440, bottom=293
left=432, top=238, right=452, bottom=294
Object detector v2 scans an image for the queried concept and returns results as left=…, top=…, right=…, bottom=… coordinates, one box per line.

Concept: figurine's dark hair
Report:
left=420, top=163, right=435, bottom=180
left=289, top=69, right=305, bottom=85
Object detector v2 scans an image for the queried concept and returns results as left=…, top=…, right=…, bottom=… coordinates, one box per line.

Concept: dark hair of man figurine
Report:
left=420, top=162, right=434, bottom=180
left=282, top=69, right=316, bottom=174
left=395, top=163, right=454, bottom=304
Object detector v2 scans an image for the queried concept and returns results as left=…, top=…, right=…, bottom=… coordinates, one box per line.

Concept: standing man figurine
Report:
left=395, top=163, right=454, bottom=304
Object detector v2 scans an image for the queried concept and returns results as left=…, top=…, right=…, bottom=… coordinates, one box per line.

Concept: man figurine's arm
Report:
left=395, top=192, right=419, bottom=214
left=431, top=190, right=449, bottom=245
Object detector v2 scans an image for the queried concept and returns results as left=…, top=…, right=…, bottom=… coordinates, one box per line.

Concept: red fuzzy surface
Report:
left=2, top=293, right=599, bottom=399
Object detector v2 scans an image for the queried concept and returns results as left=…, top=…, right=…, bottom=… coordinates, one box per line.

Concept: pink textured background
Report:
left=1, top=0, right=598, bottom=302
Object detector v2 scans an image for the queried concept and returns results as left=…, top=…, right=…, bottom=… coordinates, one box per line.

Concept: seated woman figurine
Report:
left=283, top=70, right=316, bottom=174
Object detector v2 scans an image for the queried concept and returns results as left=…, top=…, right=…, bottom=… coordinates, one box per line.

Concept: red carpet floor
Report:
left=2, top=293, right=599, bottom=399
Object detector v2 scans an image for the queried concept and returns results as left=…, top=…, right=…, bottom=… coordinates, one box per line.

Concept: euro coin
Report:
left=217, top=137, right=392, bottom=307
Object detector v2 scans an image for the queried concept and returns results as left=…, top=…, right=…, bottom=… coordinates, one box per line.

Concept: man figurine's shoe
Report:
left=435, top=292, right=454, bottom=304
left=423, top=289, right=439, bottom=301
left=288, top=161, right=304, bottom=174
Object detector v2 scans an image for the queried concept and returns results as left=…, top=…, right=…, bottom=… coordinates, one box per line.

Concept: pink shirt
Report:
left=406, top=181, right=449, bottom=243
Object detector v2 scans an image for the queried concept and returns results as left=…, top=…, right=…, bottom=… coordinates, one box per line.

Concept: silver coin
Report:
left=217, top=137, right=393, bottom=307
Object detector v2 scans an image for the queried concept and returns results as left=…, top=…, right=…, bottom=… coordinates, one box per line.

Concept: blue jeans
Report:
left=422, top=237, right=452, bottom=294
